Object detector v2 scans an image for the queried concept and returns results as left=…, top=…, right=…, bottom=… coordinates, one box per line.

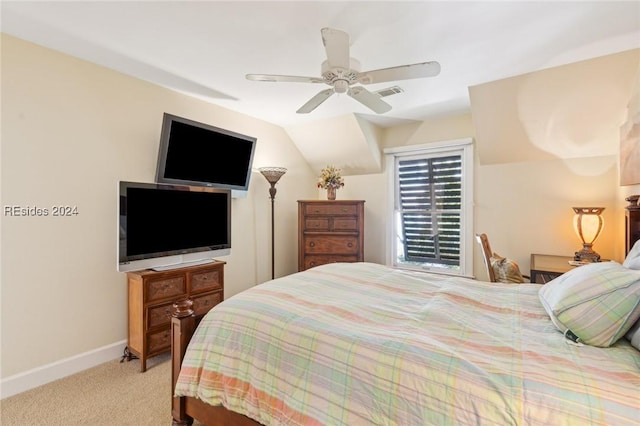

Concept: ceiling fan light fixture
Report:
left=334, top=80, right=349, bottom=93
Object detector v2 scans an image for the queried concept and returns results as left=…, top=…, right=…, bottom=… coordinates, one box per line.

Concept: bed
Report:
left=170, top=198, right=640, bottom=425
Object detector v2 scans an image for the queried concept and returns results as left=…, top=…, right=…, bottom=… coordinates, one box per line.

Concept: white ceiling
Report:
left=2, top=1, right=639, bottom=129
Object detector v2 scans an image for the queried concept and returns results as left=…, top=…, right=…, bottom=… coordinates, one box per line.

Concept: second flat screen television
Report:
left=118, top=181, right=231, bottom=272
left=155, top=113, right=257, bottom=194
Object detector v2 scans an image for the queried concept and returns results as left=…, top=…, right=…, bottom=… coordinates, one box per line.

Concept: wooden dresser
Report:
left=126, top=261, right=224, bottom=372
left=298, top=200, right=365, bottom=271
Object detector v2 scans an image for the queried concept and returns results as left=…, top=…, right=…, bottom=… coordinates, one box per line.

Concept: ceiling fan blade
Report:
left=347, top=86, right=392, bottom=114
left=357, top=61, right=441, bottom=84
left=296, top=88, right=335, bottom=114
left=246, top=74, right=325, bottom=84
left=321, top=27, right=350, bottom=70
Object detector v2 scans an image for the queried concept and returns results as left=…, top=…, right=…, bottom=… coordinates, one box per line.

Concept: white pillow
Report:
left=623, top=239, right=640, bottom=270
left=538, top=261, right=640, bottom=347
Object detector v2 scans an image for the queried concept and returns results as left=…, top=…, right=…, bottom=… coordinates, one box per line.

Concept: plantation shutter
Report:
left=397, top=154, right=462, bottom=266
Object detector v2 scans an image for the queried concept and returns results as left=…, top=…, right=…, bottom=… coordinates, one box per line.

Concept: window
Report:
left=385, top=139, right=474, bottom=277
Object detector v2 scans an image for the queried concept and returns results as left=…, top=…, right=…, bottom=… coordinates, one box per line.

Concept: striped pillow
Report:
left=538, top=261, right=640, bottom=347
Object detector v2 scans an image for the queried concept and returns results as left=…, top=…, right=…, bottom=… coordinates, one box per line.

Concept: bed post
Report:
left=171, top=299, right=196, bottom=426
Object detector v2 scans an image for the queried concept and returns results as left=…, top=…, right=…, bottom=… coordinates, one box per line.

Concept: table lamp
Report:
left=572, top=207, right=604, bottom=262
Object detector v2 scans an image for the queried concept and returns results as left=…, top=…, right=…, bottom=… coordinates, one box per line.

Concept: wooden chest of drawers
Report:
left=126, top=261, right=224, bottom=372
left=298, top=200, right=364, bottom=271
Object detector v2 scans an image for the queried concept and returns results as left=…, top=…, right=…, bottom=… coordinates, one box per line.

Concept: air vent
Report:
left=375, top=86, right=404, bottom=98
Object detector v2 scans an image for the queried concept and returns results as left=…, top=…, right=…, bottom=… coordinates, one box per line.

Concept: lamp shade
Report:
left=258, top=167, right=287, bottom=201
left=572, top=207, right=604, bottom=262
left=258, top=167, right=287, bottom=184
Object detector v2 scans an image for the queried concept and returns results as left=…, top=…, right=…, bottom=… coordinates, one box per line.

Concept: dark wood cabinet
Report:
left=298, top=200, right=364, bottom=271
left=625, top=195, right=640, bottom=256
left=127, top=261, right=224, bottom=371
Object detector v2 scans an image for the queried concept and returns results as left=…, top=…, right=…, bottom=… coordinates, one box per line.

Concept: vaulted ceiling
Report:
left=2, top=1, right=639, bottom=173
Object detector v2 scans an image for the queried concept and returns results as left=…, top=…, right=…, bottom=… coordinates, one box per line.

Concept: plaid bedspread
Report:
left=175, top=262, right=640, bottom=425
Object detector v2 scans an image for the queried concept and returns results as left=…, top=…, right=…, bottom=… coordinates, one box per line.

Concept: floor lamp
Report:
left=258, top=167, right=287, bottom=279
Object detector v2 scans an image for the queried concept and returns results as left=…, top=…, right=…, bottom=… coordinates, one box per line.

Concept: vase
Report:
left=327, top=186, right=336, bottom=200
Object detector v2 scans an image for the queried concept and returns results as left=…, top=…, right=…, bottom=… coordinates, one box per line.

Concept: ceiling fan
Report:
left=246, top=27, right=441, bottom=114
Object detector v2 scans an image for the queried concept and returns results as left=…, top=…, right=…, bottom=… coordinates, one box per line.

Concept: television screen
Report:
left=118, top=181, right=231, bottom=272
left=155, top=113, right=257, bottom=193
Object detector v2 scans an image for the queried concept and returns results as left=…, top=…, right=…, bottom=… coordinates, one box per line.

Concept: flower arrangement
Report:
left=317, top=165, right=345, bottom=189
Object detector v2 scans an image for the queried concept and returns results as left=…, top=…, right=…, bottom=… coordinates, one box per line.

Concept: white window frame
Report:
left=384, top=138, right=474, bottom=277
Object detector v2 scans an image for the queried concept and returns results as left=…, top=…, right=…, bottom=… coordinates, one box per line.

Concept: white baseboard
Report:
left=1, top=339, right=127, bottom=399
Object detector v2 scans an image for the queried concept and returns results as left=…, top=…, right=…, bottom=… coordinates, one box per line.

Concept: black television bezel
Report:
left=155, top=113, right=257, bottom=192
left=117, top=181, right=231, bottom=272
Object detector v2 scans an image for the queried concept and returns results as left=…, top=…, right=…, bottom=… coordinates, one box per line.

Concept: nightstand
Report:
left=530, top=254, right=578, bottom=284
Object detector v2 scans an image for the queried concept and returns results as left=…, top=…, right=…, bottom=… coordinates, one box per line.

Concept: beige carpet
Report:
left=0, top=352, right=198, bottom=425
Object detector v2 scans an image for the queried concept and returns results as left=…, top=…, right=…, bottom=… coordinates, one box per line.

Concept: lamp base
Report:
left=574, top=245, right=601, bottom=263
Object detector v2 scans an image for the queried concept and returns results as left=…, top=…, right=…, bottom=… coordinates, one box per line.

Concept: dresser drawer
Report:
left=145, top=276, right=186, bottom=302
left=190, top=268, right=223, bottom=293
left=147, top=328, right=171, bottom=354
left=305, top=218, right=330, bottom=231
left=305, top=255, right=359, bottom=270
left=305, top=217, right=358, bottom=232
left=192, top=291, right=223, bottom=316
left=146, top=301, right=174, bottom=329
left=305, top=236, right=359, bottom=254
left=304, top=203, right=358, bottom=216
left=332, top=217, right=358, bottom=231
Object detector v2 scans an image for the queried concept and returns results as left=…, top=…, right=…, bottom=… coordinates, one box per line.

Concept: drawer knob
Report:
left=347, top=242, right=353, bottom=247
left=309, top=242, right=315, bottom=247
left=342, top=208, right=347, bottom=212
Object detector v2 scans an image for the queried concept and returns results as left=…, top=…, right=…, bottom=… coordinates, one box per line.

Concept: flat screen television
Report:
left=118, top=181, right=231, bottom=272
left=155, top=113, right=257, bottom=198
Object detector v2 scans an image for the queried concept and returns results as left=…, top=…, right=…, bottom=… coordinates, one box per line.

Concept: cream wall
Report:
left=1, top=34, right=317, bottom=380
left=469, top=49, right=640, bottom=278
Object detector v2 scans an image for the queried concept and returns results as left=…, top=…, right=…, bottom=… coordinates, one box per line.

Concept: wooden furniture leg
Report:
left=172, top=300, right=196, bottom=426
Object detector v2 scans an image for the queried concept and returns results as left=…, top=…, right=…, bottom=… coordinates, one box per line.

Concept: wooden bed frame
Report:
left=170, top=195, right=640, bottom=426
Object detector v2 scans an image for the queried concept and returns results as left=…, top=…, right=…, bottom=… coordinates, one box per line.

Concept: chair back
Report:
left=475, top=233, right=496, bottom=282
